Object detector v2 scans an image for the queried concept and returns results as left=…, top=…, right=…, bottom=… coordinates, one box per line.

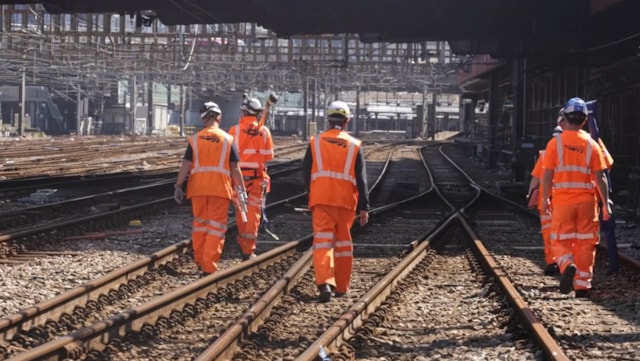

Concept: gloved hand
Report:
left=174, top=185, right=184, bottom=204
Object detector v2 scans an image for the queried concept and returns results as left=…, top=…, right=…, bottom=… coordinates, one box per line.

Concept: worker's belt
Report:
left=241, top=167, right=264, bottom=181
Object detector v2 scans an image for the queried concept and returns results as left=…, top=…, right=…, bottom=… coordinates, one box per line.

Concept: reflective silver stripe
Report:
left=190, top=132, right=231, bottom=176
left=541, top=224, right=551, bottom=230
left=310, top=135, right=358, bottom=186
left=239, top=161, right=260, bottom=168
left=558, top=232, right=577, bottom=240
left=343, top=140, right=356, bottom=175
left=260, top=149, right=274, bottom=155
left=557, top=254, right=574, bottom=264
left=192, top=226, right=208, bottom=233
left=334, top=240, right=352, bottom=247
left=576, top=232, right=596, bottom=240
left=194, top=217, right=227, bottom=230
left=577, top=270, right=592, bottom=278
left=238, top=233, right=257, bottom=240
left=313, top=243, right=334, bottom=250
left=335, top=251, right=353, bottom=258
left=554, top=182, right=593, bottom=189
left=540, top=215, right=551, bottom=221
left=311, top=170, right=357, bottom=184
left=575, top=279, right=591, bottom=287
left=193, top=224, right=225, bottom=237
left=315, top=231, right=334, bottom=239
left=205, top=229, right=225, bottom=237
left=243, top=149, right=259, bottom=154
left=552, top=232, right=595, bottom=241
left=556, top=165, right=590, bottom=174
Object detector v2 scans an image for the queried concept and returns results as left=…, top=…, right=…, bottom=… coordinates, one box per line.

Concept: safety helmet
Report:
left=563, top=98, right=588, bottom=117
left=241, top=97, right=262, bottom=115
left=200, top=101, right=221, bottom=119
left=552, top=126, right=563, bottom=136
left=326, top=100, right=352, bottom=120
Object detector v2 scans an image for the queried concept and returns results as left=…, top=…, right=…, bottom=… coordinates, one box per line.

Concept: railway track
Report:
left=0, top=145, right=397, bottom=360
left=2, top=141, right=640, bottom=360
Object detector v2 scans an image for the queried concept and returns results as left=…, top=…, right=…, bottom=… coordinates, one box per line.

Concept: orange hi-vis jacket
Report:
left=530, top=150, right=546, bottom=210
left=542, top=129, right=607, bottom=205
left=186, top=127, right=235, bottom=199
left=309, top=129, right=361, bottom=211
left=229, top=116, right=274, bottom=180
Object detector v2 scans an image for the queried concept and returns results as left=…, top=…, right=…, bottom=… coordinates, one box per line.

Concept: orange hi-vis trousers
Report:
left=235, top=179, right=265, bottom=256
left=191, top=196, right=230, bottom=274
left=538, top=211, right=555, bottom=265
left=311, top=205, right=356, bottom=294
left=550, top=200, right=599, bottom=291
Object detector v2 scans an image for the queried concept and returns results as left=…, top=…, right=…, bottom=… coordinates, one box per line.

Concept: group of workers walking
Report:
left=171, top=92, right=614, bottom=301
left=528, top=97, right=616, bottom=298
left=173, top=96, right=368, bottom=302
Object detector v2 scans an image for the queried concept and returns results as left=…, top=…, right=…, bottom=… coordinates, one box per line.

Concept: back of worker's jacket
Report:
left=543, top=130, right=605, bottom=205
left=186, top=127, right=234, bottom=199
left=229, top=116, right=274, bottom=179
left=309, top=129, right=361, bottom=210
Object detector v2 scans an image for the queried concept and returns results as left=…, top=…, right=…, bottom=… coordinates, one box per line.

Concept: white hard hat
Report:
left=200, top=101, right=221, bottom=119
left=241, top=97, right=262, bottom=115
left=327, top=100, right=351, bottom=120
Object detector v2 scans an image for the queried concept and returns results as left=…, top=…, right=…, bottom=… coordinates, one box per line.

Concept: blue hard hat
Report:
left=563, top=98, right=588, bottom=116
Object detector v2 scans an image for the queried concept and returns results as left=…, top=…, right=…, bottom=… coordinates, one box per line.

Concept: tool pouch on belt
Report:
left=527, top=188, right=539, bottom=209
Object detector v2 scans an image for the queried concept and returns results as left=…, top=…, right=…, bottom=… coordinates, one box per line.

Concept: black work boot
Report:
left=559, top=264, right=576, bottom=294
left=544, top=263, right=559, bottom=276
left=241, top=253, right=256, bottom=261
left=318, top=284, right=332, bottom=303
left=575, top=289, right=590, bottom=298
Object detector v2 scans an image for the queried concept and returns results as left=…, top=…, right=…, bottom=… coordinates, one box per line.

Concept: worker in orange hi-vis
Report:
left=302, top=100, right=370, bottom=303
left=174, top=102, right=247, bottom=277
left=541, top=97, right=611, bottom=298
left=527, top=124, right=563, bottom=276
left=228, top=95, right=275, bottom=260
